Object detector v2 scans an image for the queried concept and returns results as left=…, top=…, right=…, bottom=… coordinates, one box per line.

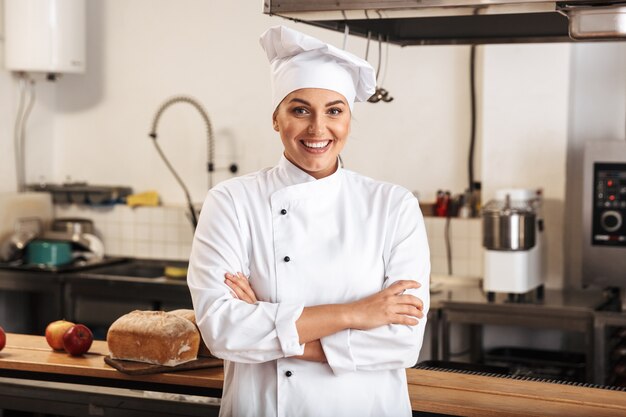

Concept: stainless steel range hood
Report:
left=263, top=1, right=626, bottom=45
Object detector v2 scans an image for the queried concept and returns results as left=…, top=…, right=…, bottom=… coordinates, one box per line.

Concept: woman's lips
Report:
left=300, top=140, right=331, bottom=153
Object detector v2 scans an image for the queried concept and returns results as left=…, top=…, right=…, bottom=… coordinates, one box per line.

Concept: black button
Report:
left=280, top=209, right=287, bottom=215
left=285, top=370, right=293, bottom=377
left=284, top=256, right=290, bottom=262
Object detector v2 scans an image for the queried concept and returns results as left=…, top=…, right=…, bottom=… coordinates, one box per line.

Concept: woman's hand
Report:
left=225, top=272, right=258, bottom=304
left=225, top=271, right=326, bottom=362
left=346, top=280, right=424, bottom=331
left=296, top=280, right=424, bottom=344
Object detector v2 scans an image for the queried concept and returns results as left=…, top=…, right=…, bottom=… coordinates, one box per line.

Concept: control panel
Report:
left=593, top=162, right=626, bottom=246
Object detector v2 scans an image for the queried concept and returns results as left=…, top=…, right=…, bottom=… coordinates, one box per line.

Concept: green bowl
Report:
left=25, top=240, right=73, bottom=266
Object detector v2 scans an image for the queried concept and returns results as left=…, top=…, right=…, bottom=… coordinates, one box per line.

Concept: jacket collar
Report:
left=277, top=154, right=342, bottom=184
left=274, top=154, right=343, bottom=199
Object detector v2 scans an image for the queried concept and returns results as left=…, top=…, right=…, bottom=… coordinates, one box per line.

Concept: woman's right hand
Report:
left=225, top=272, right=258, bottom=304
left=346, top=280, right=424, bottom=330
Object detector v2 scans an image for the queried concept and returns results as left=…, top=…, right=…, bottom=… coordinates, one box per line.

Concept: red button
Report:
left=609, top=195, right=616, bottom=201
left=608, top=180, right=614, bottom=187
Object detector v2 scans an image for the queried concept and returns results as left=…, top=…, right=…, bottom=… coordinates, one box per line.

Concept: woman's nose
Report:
left=307, top=116, right=324, bottom=135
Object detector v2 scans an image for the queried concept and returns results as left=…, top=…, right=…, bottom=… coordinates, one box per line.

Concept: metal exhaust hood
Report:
left=263, top=1, right=626, bottom=45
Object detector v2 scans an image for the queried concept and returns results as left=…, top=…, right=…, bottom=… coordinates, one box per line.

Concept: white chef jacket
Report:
left=187, top=155, right=430, bottom=417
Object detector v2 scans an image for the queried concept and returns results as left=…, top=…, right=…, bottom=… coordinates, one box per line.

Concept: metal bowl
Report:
left=482, top=199, right=536, bottom=251
left=51, top=218, right=95, bottom=235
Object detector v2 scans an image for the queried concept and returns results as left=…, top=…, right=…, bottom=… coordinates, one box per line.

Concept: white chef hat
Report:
left=259, top=25, right=376, bottom=111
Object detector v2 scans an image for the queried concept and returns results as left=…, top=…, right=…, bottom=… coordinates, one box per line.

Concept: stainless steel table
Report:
left=437, top=285, right=607, bottom=383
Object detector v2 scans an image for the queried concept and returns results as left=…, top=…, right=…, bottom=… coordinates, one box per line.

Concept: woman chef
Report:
left=187, top=25, right=430, bottom=417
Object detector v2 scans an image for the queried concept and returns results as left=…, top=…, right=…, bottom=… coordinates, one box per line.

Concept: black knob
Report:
left=285, top=370, right=293, bottom=377
left=601, top=210, right=622, bottom=232
left=280, top=209, right=287, bottom=215
left=284, top=256, right=290, bottom=262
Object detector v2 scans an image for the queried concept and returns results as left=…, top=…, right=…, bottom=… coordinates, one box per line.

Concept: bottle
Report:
left=436, top=191, right=450, bottom=217
left=458, top=189, right=472, bottom=218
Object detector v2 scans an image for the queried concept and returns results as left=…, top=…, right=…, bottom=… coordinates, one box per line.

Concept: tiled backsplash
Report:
left=53, top=205, right=485, bottom=277
left=424, top=217, right=484, bottom=278
left=54, top=204, right=194, bottom=261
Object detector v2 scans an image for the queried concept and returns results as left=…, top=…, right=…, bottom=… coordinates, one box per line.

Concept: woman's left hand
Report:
left=225, top=272, right=258, bottom=304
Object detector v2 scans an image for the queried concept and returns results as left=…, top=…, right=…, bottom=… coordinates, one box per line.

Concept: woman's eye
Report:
left=292, top=107, right=309, bottom=115
left=328, top=107, right=343, bottom=116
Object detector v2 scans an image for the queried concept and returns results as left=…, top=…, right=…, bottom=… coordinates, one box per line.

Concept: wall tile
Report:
left=164, top=225, right=179, bottom=244
left=54, top=204, right=193, bottom=261
left=119, top=206, right=135, bottom=223
left=151, top=224, right=167, bottom=242
left=451, top=238, right=470, bottom=258
left=178, top=224, right=194, bottom=244
left=165, top=243, right=181, bottom=260
left=150, top=207, right=165, bottom=224
left=468, top=218, right=482, bottom=239
left=452, top=259, right=469, bottom=276
left=429, top=237, right=447, bottom=259
left=431, top=257, right=449, bottom=275
left=179, top=244, right=192, bottom=260
left=135, top=241, right=152, bottom=258
left=164, top=207, right=179, bottom=225
left=450, top=219, right=470, bottom=239
left=135, top=223, right=151, bottom=241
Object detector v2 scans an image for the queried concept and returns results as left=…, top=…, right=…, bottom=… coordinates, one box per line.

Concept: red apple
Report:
left=0, top=326, right=5, bottom=351
left=45, top=320, right=75, bottom=350
left=62, top=324, right=93, bottom=356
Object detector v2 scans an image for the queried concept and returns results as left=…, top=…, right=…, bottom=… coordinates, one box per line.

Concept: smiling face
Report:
left=273, top=88, right=351, bottom=179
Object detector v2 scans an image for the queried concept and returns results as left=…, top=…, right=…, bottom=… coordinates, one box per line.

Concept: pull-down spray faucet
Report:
left=148, top=95, right=215, bottom=230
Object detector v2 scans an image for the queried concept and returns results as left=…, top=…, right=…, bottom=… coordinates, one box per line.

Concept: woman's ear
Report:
left=272, top=108, right=280, bottom=132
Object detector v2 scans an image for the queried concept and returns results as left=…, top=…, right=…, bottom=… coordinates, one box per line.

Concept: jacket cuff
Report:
left=321, top=329, right=356, bottom=375
left=275, top=303, right=305, bottom=357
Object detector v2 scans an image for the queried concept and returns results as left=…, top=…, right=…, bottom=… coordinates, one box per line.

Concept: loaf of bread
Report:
left=169, top=309, right=213, bottom=357
left=107, top=310, right=200, bottom=366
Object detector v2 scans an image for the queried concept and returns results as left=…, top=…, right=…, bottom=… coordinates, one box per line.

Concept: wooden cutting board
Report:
left=104, top=356, right=222, bottom=375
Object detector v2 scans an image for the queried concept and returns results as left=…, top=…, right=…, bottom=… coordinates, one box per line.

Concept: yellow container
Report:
left=126, top=191, right=159, bottom=207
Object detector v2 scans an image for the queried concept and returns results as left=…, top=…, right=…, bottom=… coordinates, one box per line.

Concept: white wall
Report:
left=1, top=0, right=473, bottom=205
left=481, top=43, right=571, bottom=289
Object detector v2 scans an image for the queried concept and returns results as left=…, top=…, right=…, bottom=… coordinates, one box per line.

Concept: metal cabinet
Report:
left=0, top=270, right=65, bottom=334
left=594, top=311, right=626, bottom=386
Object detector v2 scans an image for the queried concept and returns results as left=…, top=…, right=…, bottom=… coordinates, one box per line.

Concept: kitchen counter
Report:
left=0, top=333, right=625, bottom=416
left=0, top=259, right=193, bottom=334
left=0, top=265, right=619, bottom=386
left=430, top=275, right=609, bottom=311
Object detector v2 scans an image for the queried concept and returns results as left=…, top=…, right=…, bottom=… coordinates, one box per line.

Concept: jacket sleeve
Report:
left=187, top=187, right=305, bottom=363
left=320, top=193, right=431, bottom=375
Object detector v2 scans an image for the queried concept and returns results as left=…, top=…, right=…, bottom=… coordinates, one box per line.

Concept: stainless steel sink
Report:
left=86, top=262, right=166, bottom=278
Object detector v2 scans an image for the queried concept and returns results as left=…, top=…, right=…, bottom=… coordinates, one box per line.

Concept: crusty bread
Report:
left=107, top=310, right=200, bottom=366
left=169, top=309, right=213, bottom=358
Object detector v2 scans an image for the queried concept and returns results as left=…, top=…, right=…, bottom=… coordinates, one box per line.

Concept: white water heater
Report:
left=4, top=0, right=86, bottom=74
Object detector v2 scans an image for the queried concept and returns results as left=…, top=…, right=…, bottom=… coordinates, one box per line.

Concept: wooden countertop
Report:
left=0, top=333, right=223, bottom=391
left=1, top=333, right=625, bottom=416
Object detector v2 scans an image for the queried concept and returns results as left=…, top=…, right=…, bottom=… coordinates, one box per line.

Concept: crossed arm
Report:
left=224, top=271, right=425, bottom=363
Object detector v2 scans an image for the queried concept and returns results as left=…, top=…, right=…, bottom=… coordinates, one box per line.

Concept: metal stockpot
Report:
left=482, top=199, right=536, bottom=251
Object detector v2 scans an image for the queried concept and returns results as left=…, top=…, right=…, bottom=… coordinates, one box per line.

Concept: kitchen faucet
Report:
left=148, top=95, right=214, bottom=230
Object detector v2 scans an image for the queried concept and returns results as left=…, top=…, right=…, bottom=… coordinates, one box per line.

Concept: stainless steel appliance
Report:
left=482, top=188, right=545, bottom=301
left=582, top=141, right=626, bottom=291
left=264, top=1, right=626, bottom=45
